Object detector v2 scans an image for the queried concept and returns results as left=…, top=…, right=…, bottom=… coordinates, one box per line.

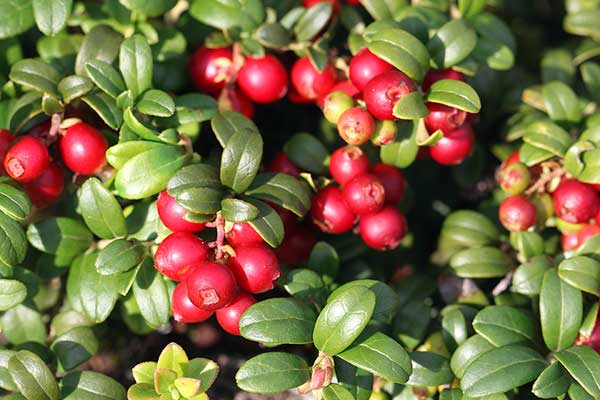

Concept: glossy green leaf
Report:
left=58, top=75, right=93, bottom=103
left=106, top=141, right=165, bottom=170
left=211, top=111, right=259, bottom=148
left=79, top=178, right=126, bottom=239
left=0, top=279, right=26, bottom=311
left=61, top=371, right=126, bottom=400
left=133, top=258, right=170, bottom=328
left=27, top=217, right=92, bottom=261
left=136, top=89, right=175, bottom=117
left=75, top=25, right=122, bottom=77
left=33, top=0, right=72, bottom=36
left=564, top=10, right=600, bottom=38
left=283, top=132, right=328, bottom=174
left=119, top=35, right=152, bottom=99
left=471, top=13, right=516, bottom=71
left=532, top=362, right=571, bottom=399
left=187, top=357, right=218, bottom=393
left=156, top=343, right=188, bottom=377
left=441, top=210, right=500, bottom=247
left=428, top=19, right=477, bottom=69
left=542, top=81, right=582, bottom=124
left=450, top=334, right=495, bottom=379
left=255, top=23, right=291, bottom=48
left=0, top=184, right=31, bottom=223
left=569, top=383, right=596, bottom=400
left=283, top=269, right=326, bottom=303
left=380, top=119, right=419, bottom=168
left=555, top=346, right=600, bottom=398
left=175, top=187, right=225, bottom=215
left=81, top=92, right=122, bottom=130
left=294, top=3, right=332, bottom=41
left=9, top=351, right=59, bottom=400
left=221, top=198, right=259, bottom=222
left=510, top=230, right=544, bottom=259
left=189, top=0, right=265, bottom=32
left=220, top=128, right=263, bottom=193
left=511, top=255, right=551, bottom=296
left=51, top=327, right=98, bottom=370
left=426, top=79, right=482, bottom=113
left=473, top=305, right=537, bottom=346
left=542, top=48, right=575, bottom=85
left=96, top=239, right=145, bottom=275
left=322, top=384, right=355, bottom=400
left=459, top=0, right=486, bottom=19
left=392, top=91, right=429, bottom=120
left=0, top=349, right=17, bottom=391
left=246, top=198, right=285, bottom=248
left=246, top=172, right=311, bottom=217
left=10, top=59, right=60, bottom=94
left=406, top=352, right=453, bottom=386
left=328, top=279, right=398, bottom=324
left=523, top=119, right=573, bottom=157
left=85, top=60, right=126, bottom=99
left=558, top=255, right=600, bottom=296
left=449, top=247, right=512, bottom=278
left=0, top=304, right=47, bottom=345
left=235, top=352, right=310, bottom=394
left=0, top=0, right=34, bottom=40
left=119, top=0, right=177, bottom=17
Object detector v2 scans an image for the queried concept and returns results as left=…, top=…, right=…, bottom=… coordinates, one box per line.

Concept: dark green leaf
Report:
left=176, top=187, right=226, bottom=214
left=471, top=13, right=516, bottom=71
left=532, top=362, right=571, bottom=399
left=10, top=59, right=60, bottom=94
left=51, top=327, right=98, bottom=370
left=136, top=90, right=175, bottom=117
left=542, top=48, right=575, bottom=85
left=9, top=351, right=59, bottom=400
left=8, top=92, right=43, bottom=133
left=294, top=3, right=332, bottom=42
left=510, top=230, right=544, bottom=259
left=328, top=279, right=398, bottom=324
left=211, top=111, right=258, bottom=148
left=133, top=258, right=169, bottom=328
left=81, top=92, right=122, bottom=130
left=96, top=239, right=145, bottom=275
left=307, top=241, right=339, bottom=280
left=58, top=75, right=93, bottom=103
left=235, top=352, right=310, bottom=394
left=79, top=177, right=127, bottom=239
left=555, top=346, right=600, bottom=398
left=166, top=163, right=221, bottom=196
left=220, top=128, right=263, bottom=193
left=119, top=35, right=152, bottom=99
left=428, top=19, right=477, bottom=69
left=255, top=23, right=291, bottom=48
left=27, top=217, right=92, bottom=261
left=450, top=334, right=494, bottom=379
left=85, top=60, right=126, bottom=99
left=511, top=255, right=551, bottom=296
left=283, top=269, right=326, bottom=303
left=0, top=184, right=31, bottom=222
left=426, top=79, right=481, bottom=113
left=221, top=198, right=259, bottom=222
left=473, top=305, right=537, bottom=346
left=441, top=210, right=499, bottom=247
left=449, top=247, right=512, bottom=278
left=75, top=25, right=122, bottom=77
left=246, top=199, right=285, bottom=248
left=61, top=371, right=126, bottom=400
left=245, top=173, right=311, bottom=217
left=406, top=352, right=453, bottom=386
left=33, top=0, right=72, bottom=36
left=283, top=132, right=328, bottom=174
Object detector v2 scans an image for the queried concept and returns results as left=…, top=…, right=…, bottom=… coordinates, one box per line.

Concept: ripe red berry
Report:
left=326, top=80, right=360, bottom=99
left=499, top=195, right=537, bottom=232
left=302, top=0, right=341, bottom=12
left=291, top=57, right=337, bottom=101
left=276, top=225, right=317, bottom=264
left=497, top=162, right=531, bottom=195
left=23, top=162, right=64, bottom=208
left=429, top=125, right=475, bottom=166
left=422, top=69, right=464, bottom=92
left=371, top=163, right=406, bottom=204
left=189, top=47, right=232, bottom=95
left=221, top=87, right=255, bottom=119
left=4, top=136, right=49, bottom=182
left=423, top=103, right=467, bottom=133
left=0, top=129, right=14, bottom=175
left=216, top=292, right=256, bottom=335
left=329, top=146, right=370, bottom=185
left=349, top=48, right=393, bottom=91
left=311, top=186, right=356, bottom=234
left=172, top=282, right=213, bottom=323
left=229, top=245, right=281, bottom=293
left=154, top=232, right=210, bottom=281
left=363, top=71, right=417, bottom=120
left=337, top=107, right=375, bottom=145
left=59, top=122, right=108, bottom=175
left=186, top=261, right=238, bottom=310
left=266, top=152, right=301, bottom=176
left=578, top=224, right=600, bottom=245
left=561, top=232, right=581, bottom=251
left=342, top=173, right=385, bottom=215
left=270, top=203, right=298, bottom=235
left=226, top=222, right=264, bottom=247
left=359, top=206, right=406, bottom=250
left=157, top=190, right=206, bottom=233
left=552, top=179, right=599, bottom=224
left=237, top=54, right=288, bottom=103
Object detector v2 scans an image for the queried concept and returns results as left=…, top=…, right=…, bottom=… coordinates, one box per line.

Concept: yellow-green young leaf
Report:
left=119, top=35, right=153, bottom=99
left=187, top=358, right=219, bottom=393
left=9, top=351, right=59, bottom=400
left=0, top=0, right=34, bottom=40
left=61, top=371, right=126, bottom=400
left=33, top=0, right=72, bottom=36
left=450, top=334, right=495, bottom=378
left=322, top=384, right=355, bottom=400
left=132, top=362, right=157, bottom=384
left=428, top=19, right=477, bottom=69
left=0, top=349, right=18, bottom=391
left=558, top=255, right=600, bottom=296
left=107, top=142, right=166, bottom=170
left=79, top=178, right=127, bottom=239
left=406, top=352, right=453, bottom=386
left=458, top=0, right=486, bottom=19
left=235, top=352, right=310, bottom=394
left=426, top=79, right=481, bottom=113
left=472, top=305, right=537, bottom=346
left=555, top=346, right=600, bottom=398
left=578, top=148, right=600, bottom=183
left=157, top=343, right=189, bottom=377
left=51, top=327, right=98, bottom=371
left=127, top=383, right=158, bottom=400
left=532, top=362, right=571, bottom=398
left=245, top=172, right=311, bottom=217
left=154, top=368, right=177, bottom=394
left=174, top=378, right=201, bottom=398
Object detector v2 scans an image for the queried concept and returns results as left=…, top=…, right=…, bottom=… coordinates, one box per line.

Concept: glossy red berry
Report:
left=291, top=57, right=337, bottom=101
left=329, top=146, right=370, bottom=185
left=229, top=245, right=281, bottom=293
left=222, top=87, right=255, bottom=119
left=429, top=125, right=475, bottom=166
left=189, top=47, right=232, bottom=95
left=172, top=282, right=213, bottom=323
left=326, top=80, right=360, bottom=99
left=359, top=206, right=406, bottom=250
left=276, top=225, right=317, bottom=264
left=371, top=163, right=406, bottom=204
left=186, top=261, right=238, bottom=310
left=499, top=195, right=537, bottom=232
left=157, top=190, right=206, bottom=233
left=342, top=173, right=385, bottom=215
left=363, top=71, right=417, bottom=120
left=337, top=107, right=375, bottom=145
left=552, top=179, right=599, bottom=224
left=302, top=0, right=341, bottom=12
left=349, top=48, right=393, bottom=91
left=216, top=292, right=256, bottom=335
left=59, top=122, right=108, bottom=175
left=423, top=103, right=467, bottom=133
left=422, top=69, right=464, bottom=92
left=270, top=203, right=298, bottom=235
left=561, top=232, right=581, bottom=251
left=23, top=162, right=64, bottom=208
left=311, top=186, right=356, bottom=234
left=578, top=224, right=600, bottom=245
left=0, top=129, right=14, bottom=175
left=237, top=54, right=288, bottom=103
left=266, top=152, right=301, bottom=176
left=4, top=136, right=49, bottom=182
left=226, top=222, right=264, bottom=247
left=154, top=232, right=210, bottom=281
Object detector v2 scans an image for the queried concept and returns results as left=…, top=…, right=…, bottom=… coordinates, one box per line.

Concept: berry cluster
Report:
left=311, top=145, right=407, bottom=250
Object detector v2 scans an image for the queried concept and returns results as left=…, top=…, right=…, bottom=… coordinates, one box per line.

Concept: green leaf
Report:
left=133, top=258, right=170, bottom=328
left=0, top=0, right=34, bottom=40
left=283, top=132, right=328, bottom=175
left=50, top=310, right=91, bottom=338
left=79, top=178, right=127, bottom=239
left=458, top=0, right=486, bottom=19
left=313, top=286, right=376, bottom=355
left=426, top=79, right=481, bottom=113
left=187, top=357, right=218, bottom=393
left=392, top=91, right=429, bottom=120
left=33, top=0, right=72, bottom=36
left=127, top=383, right=158, bottom=400
left=211, top=111, right=259, bottom=148
left=328, top=279, right=398, bottom=324
left=96, top=239, right=145, bottom=275
left=569, top=383, right=596, bottom=400
left=255, top=23, right=292, bottom=49
left=472, top=305, right=537, bottom=346
left=10, top=59, right=60, bottom=94
left=428, top=19, right=477, bottom=69
left=564, top=10, right=600, bottom=38
left=51, top=327, right=98, bottom=370
left=235, top=352, right=310, bottom=394
left=359, top=0, right=393, bottom=20
left=136, top=89, right=175, bottom=117
left=58, top=75, right=93, bottom=103
left=9, top=351, right=59, bottom=400
left=122, top=107, right=161, bottom=142
left=0, top=279, right=26, bottom=311
left=119, top=35, right=152, bottom=99
left=542, top=81, right=582, bottom=125
left=471, top=13, right=516, bottom=71
left=75, top=25, right=122, bottom=77
left=245, top=173, right=311, bottom=217
left=220, top=128, right=263, bottom=193
left=221, top=198, right=259, bottom=222
left=441, top=210, right=499, bottom=247
left=542, top=48, right=575, bottom=85
left=510, top=230, right=544, bottom=259
left=0, top=349, right=17, bottom=391
left=307, top=241, right=339, bottom=281
left=0, top=304, right=47, bottom=345
left=119, top=0, right=177, bottom=17
left=294, top=3, right=332, bottom=41
left=85, top=60, right=126, bottom=99
left=450, top=334, right=494, bottom=379
left=168, top=94, right=217, bottom=125
left=239, top=298, right=316, bottom=345
left=581, top=62, right=600, bottom=103
left=322, top=384, right=354, bottom=400
left=532, top=362, right=571, bottom=399
left=558, top=256, right=600, bottom=296
left=523, top=119, right=573, bottom=157
left=81, top=92, right=122, bottom=130
left=132, top=362, right=156, bottom=384
left=554, top=346, right=600, bottom=398
left=61, top=371, right=126, bottom=400
left=106, top=141, right=165, bottom=170
left=283, top=269, right=327, bottom=303
left=380, top=119, right=419, bottom=168
left=406, top=352, right=454, bottom=386
left=449, top=247, right=512, bottom=278
left=157, top=343, right=188, bottom=377
left=189, top=0, right=264, bottom=32
left=8, top=92, right=43, bottom=133
left=175, top=187, right=225, bottom=215
left=246, top=198, right=285, bottom=248
left=519, top=142, right=554, bottom=166
left=461, top=345, right=545, bottom=397
left=0, top=184, right=31, bottom=222
left=511, top=255, right=551, bottom=296
left=0, top=210, right=26, bottom=269
left=27, top=217, right=92, bottom=261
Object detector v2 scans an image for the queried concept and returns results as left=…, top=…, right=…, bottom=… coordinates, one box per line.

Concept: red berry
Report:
left=561, top=232, right=581, bottom=251
left=349, top=48, right=393, bottom=91
left=359, top=206, right=406, bottom=250
left=270, top=203, right=299, bottom=235
left=578, top=224, right=600, bottom=245
left=172, top=282, right=213, bottom=323
left=553, top=179, right=599, bottom=224
left=291, top=57, right=337, bottom=101
left=189, top=47, right=232, bottom=95
left=429, top=125, right=475, bottom=166
left=0, top=129, right=14, bottom=175
left=216, top=292, right=256, bottom=335
left=422, top=69, right=464, bottom=92
left=157, top=190, right=206, bottom=233
left=342, top=173, right=385, bottom=215
left=229, top=245, right=281, bottom=293
left=363, top=71, right=417, bottom=120
left=311, top=186, right=356, bottom=234
left=337, top=107, right=375, bottom=145
left=226, top=222, right=264, bottom=247
left=23, top=162, right=64, bottom=208
left=502, top=150, right=521, bottom=167
left=326, top=80, right=360, bottom=98
left=186, top=261, right=238, bottom=310
left=154, top=232, right=210, bottom=281
left=345, top=0, right=361, bottom=4
left=424, top=103, right=467, bottom=133
left=329, top=146, right=370, bottom=185
left=266, top=152, right=301, bottom=176
left=223, top=87, right=255, bottom=119
left=59, top=122, right=108, bottom=175
left=371, top=163, right=406, bottom=204
left=276, top=225, right=317, bottom=264
left=237, top=54, right=288, bottom=103
left=27, top=121, right=51, bottom=141
left=499, top=195, right=537, bottom=232
left=4, top=136, right=49, bottom=182
left=302, top=0, right=341, bottom=12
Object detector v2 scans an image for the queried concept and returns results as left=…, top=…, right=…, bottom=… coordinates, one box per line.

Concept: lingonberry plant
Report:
left=0, top=0, right=598, bottom=399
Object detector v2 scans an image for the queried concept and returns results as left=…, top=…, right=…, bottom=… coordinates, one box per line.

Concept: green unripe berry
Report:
left=370, top=120, right=398, bottom=146
left=369, top=392, right=389, bottom=400
left=497, top=162, right=531, bottom=194
left=532, top=193, right=554, bottom=225
left=556, top=216, right=585, bottom=234
left=323, top=91, right=355, bottom=124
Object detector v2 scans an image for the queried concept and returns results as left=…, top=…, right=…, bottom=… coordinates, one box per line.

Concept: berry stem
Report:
left=208, top=212, right=226, bottom=259
left=47, top=113, right=62, bottom=146
left=525, top=164, right=564, bottom=196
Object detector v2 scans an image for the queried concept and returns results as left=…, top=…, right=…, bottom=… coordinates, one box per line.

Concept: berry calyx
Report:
left=225, top=222, right=264, bottom=247
left=371, top=163, right=406, bottom=204
left=23, top=162, right=64, bottom=208
left=497, top=162, right=531, bottom=195
left=359, top=206, right=406, bottom=250
left=329, top=146, right=370, bottom=185
left=422, top=69, right=464, bottom=92
left=4, top=135, right=49, bottom=182
left=216, top=292, right=256, bottom=335
left=499, top=195, right=537, bottom=232
left=172, top=282, right=213, bottom=323
left=349, top=48, right=393, bottom=91
left=337, top=107, right=375, bottom=145
left=189, top=46, right=232, bottom=95
left=323, top=91, right=355, bottom=124
left=237, top=54, right=288, bottom=103
left=228, top=245, right=281, bottom=293
left=154, top=232, right=210, bottom=281
left=291, top=57, right=337, bottom=101
left=552, top=179, right=599, bottom=224
left=157, top=190, right=207, bottom=233
left=311, top=186, right=356, bottom=234
left=371, top=120, right=398, bottom=146
left=429, top=124, right=475, bottom=166
left=59, top=122, right=108, bottom=175
left=363, top=71, right=417, bottom=120
left=342, top=173, right=385, bottom=215
left=266, top=152, right=301, bottom=176
left=186, top=261, right=238, bottom=310
left=423, top=103, right=467, bottom=133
